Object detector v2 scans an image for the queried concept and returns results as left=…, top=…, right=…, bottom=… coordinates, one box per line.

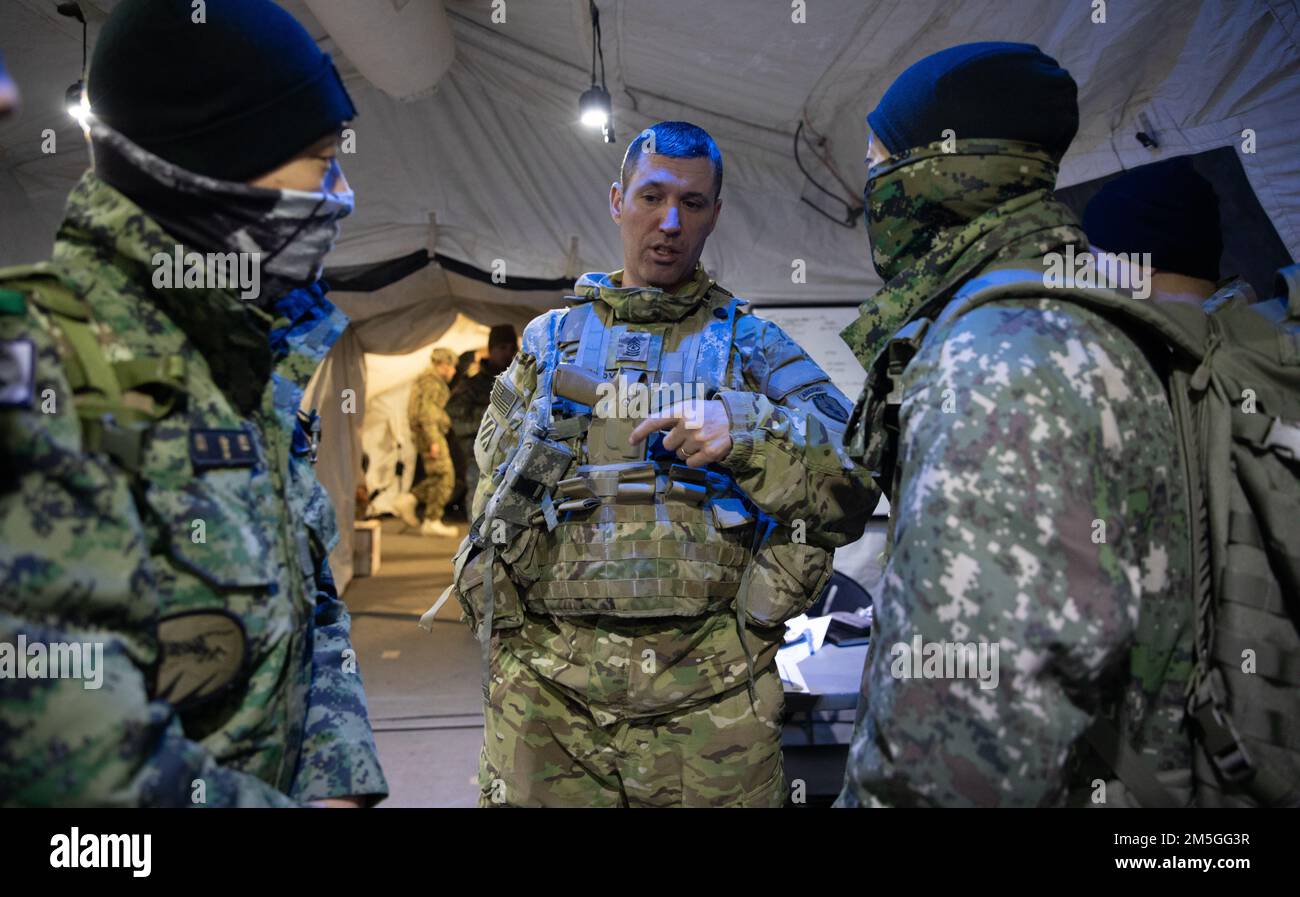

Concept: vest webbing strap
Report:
left=1211, top=632, right=1300, bottom=685
left=576, top=302, right=604, bottom=372
left=18, top=276, right=182, bottom=471
left=1222, top=568, right=1288, bottom=615
left=480, top=543, right=496, bottom=702
left=545, top=539, right=749, bottom=566
left=529, top=577, right=741, bottom=601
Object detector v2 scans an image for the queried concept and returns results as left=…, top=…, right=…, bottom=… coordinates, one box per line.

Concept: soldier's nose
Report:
left=660, top=205, right=682, bottom=234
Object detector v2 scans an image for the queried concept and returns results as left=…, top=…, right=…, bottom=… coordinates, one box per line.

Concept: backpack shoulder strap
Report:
left=0, top=264, right=183, bottom=471
left=939, top=264, right=1210, bottom=361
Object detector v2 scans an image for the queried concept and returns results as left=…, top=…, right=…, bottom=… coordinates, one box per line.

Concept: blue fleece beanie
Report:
left=868, top=42, right=1078, bottom=160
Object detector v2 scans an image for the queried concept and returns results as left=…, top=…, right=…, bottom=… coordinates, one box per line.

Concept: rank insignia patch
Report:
left=189, top=428, right=259, bottom=471
left=615, top=331, right=651, bottom=363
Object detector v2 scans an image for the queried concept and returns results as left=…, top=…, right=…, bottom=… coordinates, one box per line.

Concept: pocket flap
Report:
left=144, top=469, right=278, bottom=590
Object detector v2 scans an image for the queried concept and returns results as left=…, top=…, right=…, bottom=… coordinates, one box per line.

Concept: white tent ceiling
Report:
left=5, top=0, right=1297, bottom=297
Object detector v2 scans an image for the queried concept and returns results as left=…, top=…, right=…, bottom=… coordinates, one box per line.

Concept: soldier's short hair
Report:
left=429, top=347, right=456, bottom=367
left=620, top=121, right=723, bottom=202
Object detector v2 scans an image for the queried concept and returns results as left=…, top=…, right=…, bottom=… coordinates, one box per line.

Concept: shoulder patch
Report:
left=155, top=609, right=248, bottom=710
left=0, top=338, right=36, bottom=408
left=812, top=390, right=850, bottom=423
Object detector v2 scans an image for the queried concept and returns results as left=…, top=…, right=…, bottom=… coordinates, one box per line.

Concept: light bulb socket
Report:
left=66, top=79, right=89, bottom=122
left=578, top=85, right=612, bottom=128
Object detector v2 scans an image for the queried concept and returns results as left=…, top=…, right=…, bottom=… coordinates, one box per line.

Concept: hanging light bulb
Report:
left=66, top=79, right=90, bottom=125
left=58, top=3, right=90, bottom=125
left=579, top=85, right=611, bottom=130
left=578, top=1, right=614, bottom=142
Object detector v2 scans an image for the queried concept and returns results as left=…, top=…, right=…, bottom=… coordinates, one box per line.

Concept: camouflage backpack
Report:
left=934, top=262, right=1300, bottom=807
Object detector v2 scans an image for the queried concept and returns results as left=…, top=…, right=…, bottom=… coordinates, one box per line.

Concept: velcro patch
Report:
left=616, top=331, right=652, bottom=363
left=0, top=339, right=36, bottom=408
left=155, top=610, right=248, bottom=710
left=189, top=428, right=259, bottom=471
left=813, top=391, right=850, bottom=423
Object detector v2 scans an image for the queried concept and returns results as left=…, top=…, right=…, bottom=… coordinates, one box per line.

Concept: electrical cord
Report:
left=794, top=120, right=862, bottom=228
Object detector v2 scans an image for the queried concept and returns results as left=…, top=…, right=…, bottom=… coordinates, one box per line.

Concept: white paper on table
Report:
left=807, top=615, right=833, bottom=652
left=783, top=613, right=810, bottom=644
left=776, top=648, right=810, bottom=692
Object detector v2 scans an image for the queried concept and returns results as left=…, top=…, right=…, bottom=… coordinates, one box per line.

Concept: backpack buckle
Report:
left=99, top=413, right=148, bottom=473
left=1191, top=670, right=1257, bottom=786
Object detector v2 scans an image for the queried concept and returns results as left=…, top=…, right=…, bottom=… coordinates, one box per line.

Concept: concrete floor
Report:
left=344, top=518, right=482, bottom=808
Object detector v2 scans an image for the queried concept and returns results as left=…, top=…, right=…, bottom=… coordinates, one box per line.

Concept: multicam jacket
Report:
left=462, top=266, right=877, bottom=725
left=408, top=367, right=452, bottom=457
left=0, top=173, right=387, bottom=806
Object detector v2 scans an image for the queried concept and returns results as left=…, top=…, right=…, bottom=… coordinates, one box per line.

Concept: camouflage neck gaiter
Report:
left=575, top=264, right=714, bottom=323
left=866, top=139, right=1059, bottom=282
left=843, top=138, right=1087, bottom=367
left=90, top=121, right=353, bottom=305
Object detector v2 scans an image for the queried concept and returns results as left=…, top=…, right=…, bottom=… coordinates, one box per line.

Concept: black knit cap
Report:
left=1083, top=156, right=1223, bottom=282
left=87, top=0, right=356, bottom=182
left=488, top=324, right=518, bottom=349
left=868, top=42, right=1079, bottom=160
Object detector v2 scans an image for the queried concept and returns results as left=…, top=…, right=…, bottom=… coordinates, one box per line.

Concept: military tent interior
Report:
left=2, top=0, right=1298, bottom=600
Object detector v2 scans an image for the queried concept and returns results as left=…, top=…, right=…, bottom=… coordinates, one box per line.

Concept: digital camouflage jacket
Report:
left=0, top=173, right=388, bottom=807
left=464, top=267, right=877, bottom=724
left=838, top=141, right=1193, bottom=807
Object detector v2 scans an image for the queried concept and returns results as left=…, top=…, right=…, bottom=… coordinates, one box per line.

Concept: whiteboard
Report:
left=747, top=305, right=867, bottom=400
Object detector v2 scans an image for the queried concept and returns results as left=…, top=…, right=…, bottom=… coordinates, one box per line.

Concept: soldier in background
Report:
left=400, top=347, right=459, bottom=537
left=444, top=348, right=481, bottom=518
left=451, top=349, right=478, bottom=390
left=1084, top=156, right=1224, bottom=305
left=446, top=325, right=517, bottom=500
left=0, top=0, right=386, bottom=806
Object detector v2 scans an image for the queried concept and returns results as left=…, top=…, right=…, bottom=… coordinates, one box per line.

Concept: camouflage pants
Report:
left=412, top=439, right=453, bottom=522
left=478, top=643, right=786, bottom=808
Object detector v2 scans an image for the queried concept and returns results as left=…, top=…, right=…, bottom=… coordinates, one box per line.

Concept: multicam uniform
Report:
left=447, top=265, right=876, bottom=807
left=837, top=139, right=1193, bottom=807
left=0, top=173, right=387, bottom=806
left=408, top=368, right=454, bottom=521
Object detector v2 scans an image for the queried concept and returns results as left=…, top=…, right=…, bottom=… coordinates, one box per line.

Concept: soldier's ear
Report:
left=610, top=181, right=624, bottom=224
